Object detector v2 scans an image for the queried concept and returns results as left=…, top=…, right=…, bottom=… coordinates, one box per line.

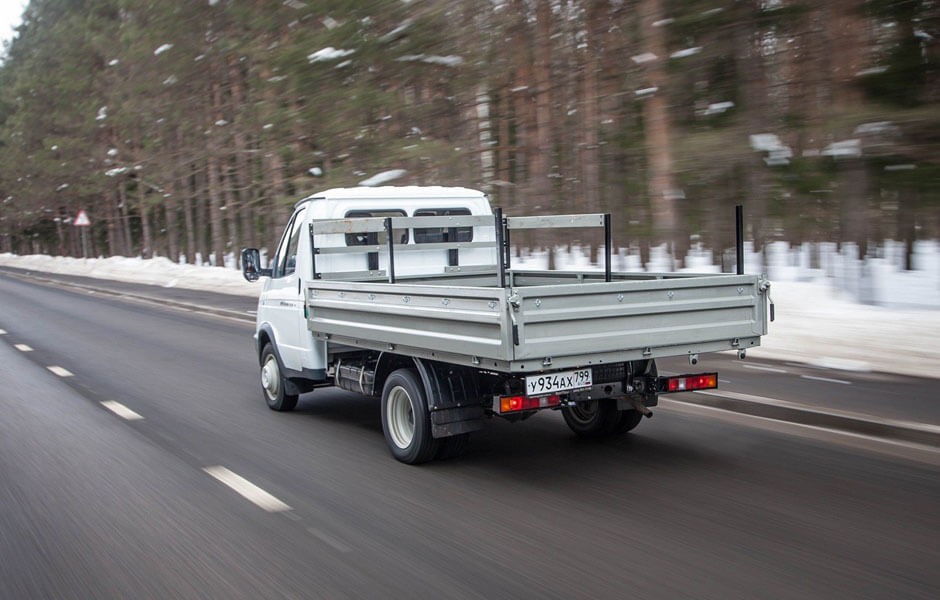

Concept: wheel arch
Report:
left=256, top=324, right=307, bottom=396
left=374, top=354, right=485, bottom=439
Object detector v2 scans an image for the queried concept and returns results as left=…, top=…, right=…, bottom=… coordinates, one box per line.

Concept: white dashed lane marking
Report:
left=306, top=527, right=352, bottom=553
left=742, top=364, right=787, bottom=374
left=14, top=344, right=33, bottom=352
left=100, top=400, right=144, bottom=420
left=203, top=466, right=292, bottom=513
left=0, top=329, right=7, bottom=334
left=46, top=366, right=74, bottom=377
left=801, top=374, right=852, bottom=385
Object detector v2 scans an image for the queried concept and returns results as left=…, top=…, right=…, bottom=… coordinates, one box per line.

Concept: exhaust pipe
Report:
left=629, top=395, right=653, bottom=418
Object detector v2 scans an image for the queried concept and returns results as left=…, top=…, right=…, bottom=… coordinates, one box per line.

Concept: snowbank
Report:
left=0, top=254, right=257, bottom=296
left=2, top=251, right=938, bottom=378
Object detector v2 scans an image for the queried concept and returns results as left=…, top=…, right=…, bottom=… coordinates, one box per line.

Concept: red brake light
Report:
left=664, top=373, right=718, bottom=393
left=500, top=394, right=563, bottom=413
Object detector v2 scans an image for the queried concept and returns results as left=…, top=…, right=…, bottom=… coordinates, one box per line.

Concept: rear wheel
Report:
left=381, top=369, right=439, bottom=464
left=260, top=343, right=298, bottom=412
left=435, top=433, right=470, bottom=460
left=611, top=409, right=643, bottom=434
left=609, top=358, right=656, bottom=435
left=562, top=398, right=620, bottom=438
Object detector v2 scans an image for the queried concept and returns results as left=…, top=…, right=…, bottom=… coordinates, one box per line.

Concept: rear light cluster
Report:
left=664, top=373, right=717, bottom=392
left=499, top=394, right=561, bottom=413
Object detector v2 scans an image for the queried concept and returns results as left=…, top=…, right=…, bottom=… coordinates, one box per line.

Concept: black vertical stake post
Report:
left=384, top=217, right=396, bottom=284
left=494, top=207, right=506, bottom=288
left=735, top=205, right=744, bottom=275
left=604, top=213, right=612, bottom=282
left=503, top=217, right=511, bottom=270
left=308, top=223, right=319, bottom=279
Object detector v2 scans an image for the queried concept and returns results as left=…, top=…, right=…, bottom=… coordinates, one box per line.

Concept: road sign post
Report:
left=74, top=210, right=91, bottom=258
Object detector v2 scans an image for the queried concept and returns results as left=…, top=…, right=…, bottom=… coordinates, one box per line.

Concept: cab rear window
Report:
left=413, top=208, right=473, bottom=243
left=343, top=210, right=408, bottom=246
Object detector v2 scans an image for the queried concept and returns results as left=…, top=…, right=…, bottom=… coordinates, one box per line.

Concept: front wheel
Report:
left=260, top=343, right=298, bottom=412
left=381, top=369, right=439, bottom=464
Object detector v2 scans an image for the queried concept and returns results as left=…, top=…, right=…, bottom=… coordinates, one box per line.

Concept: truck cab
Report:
left=245, top=186, right=494, bottom=402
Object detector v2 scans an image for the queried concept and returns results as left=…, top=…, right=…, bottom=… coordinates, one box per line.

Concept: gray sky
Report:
left=0, top=0, right=28, bottom=48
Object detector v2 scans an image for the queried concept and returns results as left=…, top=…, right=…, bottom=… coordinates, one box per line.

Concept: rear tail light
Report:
left=499, top=394, right=561, bottom=413
left=663, top=373, right=717, bottom=393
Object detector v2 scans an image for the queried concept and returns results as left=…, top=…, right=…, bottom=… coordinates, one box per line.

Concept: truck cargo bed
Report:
left=307, top=269, right=769, bottom=373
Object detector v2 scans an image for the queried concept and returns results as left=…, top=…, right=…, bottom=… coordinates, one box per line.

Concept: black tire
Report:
left=561, top=398, right=620, bottom=438
left=381, top=369, right=439, bottom=464
left=435, top=433, right=470, bottom=461
left=260, top=343, right=298, bottom=412
left=611, top=409, right=643, bottom=435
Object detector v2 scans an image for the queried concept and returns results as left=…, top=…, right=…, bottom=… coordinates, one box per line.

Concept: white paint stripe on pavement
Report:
left=100, top=400, right=144, bottom=421
left=0, top=329, right=7, bottom=334
left=306, top=527, right=352, bottom=553
left=742, top=364, right=787, bottom=374
left=14, top=344, right=33, bottom=352
left=203, top=466, right=292, bottom=513
left=801, top=374, right=851, bottom=385
left=46, top=366, right=74, bottom=377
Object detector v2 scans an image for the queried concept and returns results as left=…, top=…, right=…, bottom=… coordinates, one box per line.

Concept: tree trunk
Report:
left=137, top=180, right=153, bottom=259
left=230, top=63, right=257, bottom=251
left=639, top=0, right=679, bottom=251
left=531, top=0, right=554, bottom=208
left=735, top=2, right=768, bottom=254
left=223, top=165, right=241, bottom=264
left=164, top=193, right=180, bottom=263
left=118, top=183, right=134, bottom=256
left=105, top=190, right=119, bottom=256
left=207, top=154, right=226, bottom=267
left=207, top=79, right=227, bottom=267
left=181, top=190, right=196, bottom=265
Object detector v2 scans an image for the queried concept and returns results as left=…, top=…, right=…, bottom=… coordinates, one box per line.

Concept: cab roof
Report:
left=302, top=186, right=486, bottom=203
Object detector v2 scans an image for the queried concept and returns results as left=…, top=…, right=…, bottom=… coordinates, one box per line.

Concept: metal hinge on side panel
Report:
left=759, top=278, right=775, bottom=322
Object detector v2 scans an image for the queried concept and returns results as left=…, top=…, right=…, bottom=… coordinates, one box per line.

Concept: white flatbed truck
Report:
left=242, top=187, right=772, bottom=463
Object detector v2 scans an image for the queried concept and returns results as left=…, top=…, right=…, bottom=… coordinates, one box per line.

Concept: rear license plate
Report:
left=526, top=369, right=593, bottom=396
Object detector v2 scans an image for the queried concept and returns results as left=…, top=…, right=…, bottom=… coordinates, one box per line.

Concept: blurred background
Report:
left=0, top=0, right=937, bottom=300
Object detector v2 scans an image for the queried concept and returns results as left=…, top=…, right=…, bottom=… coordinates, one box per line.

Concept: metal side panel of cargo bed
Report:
left=306, top=272, right=768, bottom=373
left=509, top=273, right=767, bottom=369
left=307, top=280, right=516, bottom=369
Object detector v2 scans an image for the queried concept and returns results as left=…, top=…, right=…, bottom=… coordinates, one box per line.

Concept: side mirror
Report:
left=241, top=248, right=271, bottom=282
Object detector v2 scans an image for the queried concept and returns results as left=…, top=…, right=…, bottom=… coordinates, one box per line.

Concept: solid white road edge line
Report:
left=658, top=398, right=940, bottom=466
left=800, top=374, right=851, bottom=385
left=100, top=400, right=144, bottom=421
left=46, top=366, right=74, bottom=377
left=694, top=389, right=940, bottom=433
left=203, top=466, right=292, bottom=513
left=742, top=364, right=787, bottom=373
left=13, top=343, right=33, bottom=352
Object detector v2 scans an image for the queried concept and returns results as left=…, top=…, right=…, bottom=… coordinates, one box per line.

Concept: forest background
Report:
left=0, top=0, right=936, bottom=269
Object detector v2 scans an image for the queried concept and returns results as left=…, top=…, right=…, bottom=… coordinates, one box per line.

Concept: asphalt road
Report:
left=1, top=271, right=938, bottom=599
left=3, top=264, right=936, bottom=425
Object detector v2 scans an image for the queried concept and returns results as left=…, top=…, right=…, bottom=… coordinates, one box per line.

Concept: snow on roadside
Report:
left=746, top=281, right=940, bottom=380
left=0, top=254, right=257, bottom=297
left=1, top=252, right=938, bottom=379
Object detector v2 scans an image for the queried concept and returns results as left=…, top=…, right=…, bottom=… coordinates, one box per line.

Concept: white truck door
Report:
left=263, top=205, right=308, bottom=371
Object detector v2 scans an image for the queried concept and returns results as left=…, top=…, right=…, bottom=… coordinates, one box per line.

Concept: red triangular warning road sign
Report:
left=74, top=210, right=91, bottom=227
